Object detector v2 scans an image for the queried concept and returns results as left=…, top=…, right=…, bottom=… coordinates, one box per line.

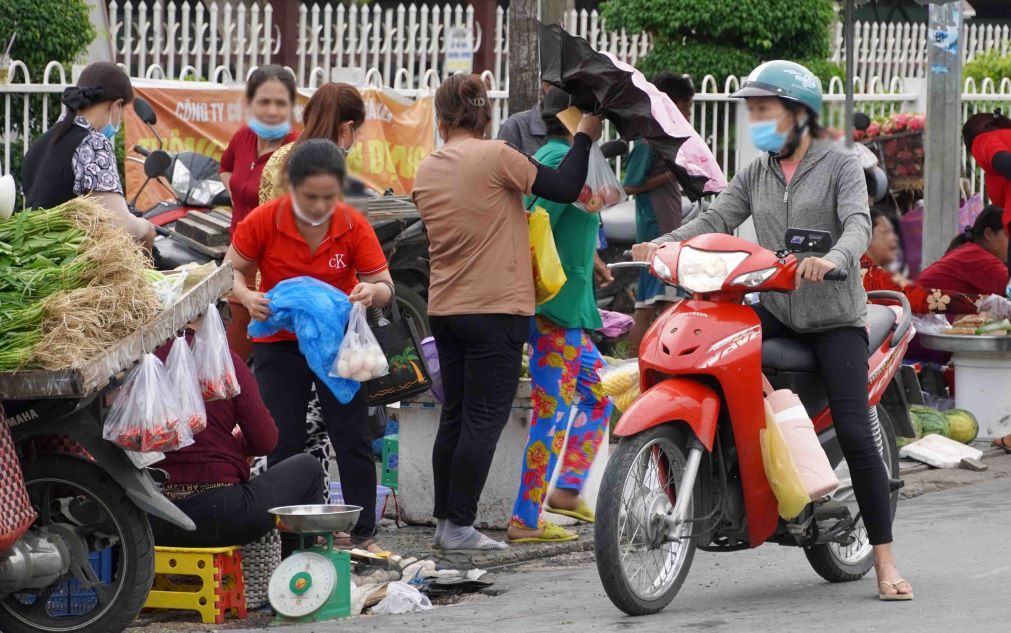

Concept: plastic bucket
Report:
left=329, top=483, right=392, bottom=524
left=421, top=336, right=443, bottom=403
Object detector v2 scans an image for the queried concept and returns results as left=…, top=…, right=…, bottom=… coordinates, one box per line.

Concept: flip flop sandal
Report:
left=544, top=499, right=595, bottom=524
left=991, top=436, right=1011, bottom=453
left=878, top=579, right=914, bottom=601
left=508, top=521, right=579, bottom=544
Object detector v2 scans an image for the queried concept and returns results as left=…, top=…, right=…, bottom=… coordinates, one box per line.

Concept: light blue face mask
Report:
left=749, top=118, right=788, bottom=153
left=248, top=116, right=291, bottom=141
left=100, top=103, right=122, bottom=140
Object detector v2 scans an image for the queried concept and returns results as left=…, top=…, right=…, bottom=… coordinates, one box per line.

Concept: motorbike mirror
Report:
left=853, top=112, right=871, bottom=132
left=784, top=228, right=833, bottom=254
left=134, top=97, right=158, bottom=125
left=144, top=150, right=172, bottom=179
left=600, top=139, right=629, bottom=159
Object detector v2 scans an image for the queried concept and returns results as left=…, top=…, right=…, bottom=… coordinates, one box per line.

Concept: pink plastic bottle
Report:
left=765, top=389, right=839, bottom=500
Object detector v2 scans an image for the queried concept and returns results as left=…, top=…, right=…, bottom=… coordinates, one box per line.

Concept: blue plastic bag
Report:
left=247, top=277, right=358, bottom=403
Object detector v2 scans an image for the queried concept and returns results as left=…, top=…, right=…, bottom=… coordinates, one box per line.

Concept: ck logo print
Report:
left=329, top=253, right=348, bottom=269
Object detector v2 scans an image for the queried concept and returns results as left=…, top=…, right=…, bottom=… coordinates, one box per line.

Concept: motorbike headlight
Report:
left=677, top=246, right=749, bottom=293
left=187, top=180, right=225, bottom=206
left=730, top=267, right=777, bottom=288
left=651, top=253, right=673, bottom=283
left=171, top=161, right=192, bottom=196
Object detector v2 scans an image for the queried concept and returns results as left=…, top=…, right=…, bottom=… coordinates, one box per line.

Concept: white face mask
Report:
left=291, top=194, right=333, bottom=227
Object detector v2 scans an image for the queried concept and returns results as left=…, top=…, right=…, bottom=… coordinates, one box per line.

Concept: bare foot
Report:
left=547, top=488, right=581, bottom=511
left=506, top=524, right=543, bottom=541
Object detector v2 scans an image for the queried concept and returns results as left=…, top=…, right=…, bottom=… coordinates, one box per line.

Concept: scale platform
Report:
left=267, top=505, right=362, bottom=624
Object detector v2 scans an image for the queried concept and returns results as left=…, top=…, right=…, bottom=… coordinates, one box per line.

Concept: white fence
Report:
left=831, top=20, right=1011, bottom=85
left=106, top=1, right=651, bottom=89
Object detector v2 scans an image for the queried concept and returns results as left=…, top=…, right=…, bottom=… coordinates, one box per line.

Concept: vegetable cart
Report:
left=0, top=264, right=232, bottom=633
left=918, top=332, right=1011, bottom=440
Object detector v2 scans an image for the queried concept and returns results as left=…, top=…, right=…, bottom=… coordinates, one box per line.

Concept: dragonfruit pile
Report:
left=854, top=112, right=926, bottom=180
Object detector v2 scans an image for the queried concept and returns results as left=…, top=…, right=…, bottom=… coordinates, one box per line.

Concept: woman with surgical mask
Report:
left=221, top=65, right=299, bottom=358
left=225, top=138, right=393, bottom=552
left=632, top=61, right=914, bottom=602
left=22, top=62, right=154, bottom=247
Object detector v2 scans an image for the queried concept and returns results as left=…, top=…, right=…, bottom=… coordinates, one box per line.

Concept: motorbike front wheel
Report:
left=595, top=424, right=704, bottom=616
left=0, top=456, right=155, bottom=633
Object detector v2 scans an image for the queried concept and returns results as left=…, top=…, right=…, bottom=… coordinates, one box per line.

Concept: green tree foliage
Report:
left=0, top=0, right=95, bottom=80
left=601, top=0, right=840, bottom=85
left=963, top=50, right=1011, bottom=85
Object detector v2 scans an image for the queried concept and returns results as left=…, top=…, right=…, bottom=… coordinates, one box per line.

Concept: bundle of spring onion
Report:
left=0, top=198, right=160, bottom=371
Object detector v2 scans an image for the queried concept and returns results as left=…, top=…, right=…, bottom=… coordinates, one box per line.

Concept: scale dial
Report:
left=268, top=551, right=338, bottom=618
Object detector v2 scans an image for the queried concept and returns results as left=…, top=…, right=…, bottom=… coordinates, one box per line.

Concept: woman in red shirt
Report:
left=225, top=139, right=393, bottom=551
left=919, top=205, right=1009, bottom=297
left=147, top=330, right=324, bottom=558
left=964, top=111, right=1011, bottom=262
left=221, top=65, right=299, bottom=360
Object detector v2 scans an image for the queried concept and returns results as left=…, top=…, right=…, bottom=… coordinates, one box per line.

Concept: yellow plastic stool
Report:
left=145, top=546, right=247, bottom=624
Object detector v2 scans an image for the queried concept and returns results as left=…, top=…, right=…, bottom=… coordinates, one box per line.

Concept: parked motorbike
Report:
left=595, top=229, right=918, bottom=615
left=0, top=395, right=195, bottom=633
left=127, top=98, right=231, bottom=270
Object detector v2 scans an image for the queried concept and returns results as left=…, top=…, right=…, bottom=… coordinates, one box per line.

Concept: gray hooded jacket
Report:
left=654, top=139, right=871, bottom=332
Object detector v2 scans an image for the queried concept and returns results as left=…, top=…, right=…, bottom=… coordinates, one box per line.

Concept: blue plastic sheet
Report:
left=247, top=277, right=358, bottom=403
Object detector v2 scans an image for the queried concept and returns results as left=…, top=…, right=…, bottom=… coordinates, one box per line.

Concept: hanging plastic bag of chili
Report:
left=103, top=354, right=194, bottom=453
left=165, top=334, right=208, bottom=434
left=193, top=303, right=241, bottom=401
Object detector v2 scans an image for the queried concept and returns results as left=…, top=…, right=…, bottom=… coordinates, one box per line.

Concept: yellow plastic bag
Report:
left=759, top=400, right=811, bottom=520
left=529, top=206, right=567, bottom=304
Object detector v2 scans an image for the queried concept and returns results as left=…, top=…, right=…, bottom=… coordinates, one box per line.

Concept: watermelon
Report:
left=942, top=408, right=979, bottom=444
left=909, top=405, right=950, bottom=439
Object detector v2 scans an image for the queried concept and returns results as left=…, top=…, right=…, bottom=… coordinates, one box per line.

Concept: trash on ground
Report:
left=899, top=433, right=984, bottom=468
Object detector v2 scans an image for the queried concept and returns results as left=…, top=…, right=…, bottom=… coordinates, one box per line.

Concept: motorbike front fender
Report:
left=613, top=378, right=721, bottom=451
left=59, top=416, right=196, bottom=531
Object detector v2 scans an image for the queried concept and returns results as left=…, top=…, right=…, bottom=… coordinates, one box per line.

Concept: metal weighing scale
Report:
left=267, top=504, right=362, bottom=624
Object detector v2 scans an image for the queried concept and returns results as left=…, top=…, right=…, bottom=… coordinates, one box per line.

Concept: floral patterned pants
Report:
left=510, top=316, right=612, bottom=529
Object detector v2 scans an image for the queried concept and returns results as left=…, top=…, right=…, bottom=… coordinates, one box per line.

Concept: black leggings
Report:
left=150, top=453, right=324, bottom=557
left=429, top=313, right=529, bottom=526
left=253, top=341, right=377, bottom=540
left=755, top=305, right=893, bottom=545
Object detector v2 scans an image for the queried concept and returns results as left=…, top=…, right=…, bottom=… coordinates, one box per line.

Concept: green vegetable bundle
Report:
left=0, top=198, right=160, bottom=371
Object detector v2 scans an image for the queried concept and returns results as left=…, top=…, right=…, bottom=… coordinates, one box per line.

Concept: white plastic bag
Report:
left=575, top=144, right=626, bottom=212
left=371, top=581, right=432, bottom=615
left=911, top=314, right=949, bottom=335
left=165, top=335, right=208, bottom=434
left=103, top=354, right=193, bottom=453
left=331, top=303, right=389, bottom=383
left=193, top=304, right=240, bottom=401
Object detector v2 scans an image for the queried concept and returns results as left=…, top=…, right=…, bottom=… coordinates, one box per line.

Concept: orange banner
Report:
left=124, top=83, right=434, bottom=210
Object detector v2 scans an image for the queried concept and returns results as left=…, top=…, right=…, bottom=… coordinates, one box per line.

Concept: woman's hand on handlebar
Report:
left=631, top=242, right=659, bottom=262
left=796, top=256, right=837, bottom=284
left=576, top=114, right=603, bottom=142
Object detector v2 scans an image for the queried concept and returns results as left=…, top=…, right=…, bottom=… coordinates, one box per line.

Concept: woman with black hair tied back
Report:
left=224, top=138, right=393, bottom=553
left=919, top=205, right=1009, bottom=297
left=21, top=62, right=155, bottom=247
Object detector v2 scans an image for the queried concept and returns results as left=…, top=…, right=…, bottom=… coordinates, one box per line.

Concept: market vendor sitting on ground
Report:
left=21, top=61, right=155, bottom=248
left=918, top=205, right=1008, bottom=298
left=862, top=209, right=1011, bottom=317
left=147, top=324, right=324, bottom=559
left=225, top=138, right=392, bottom=553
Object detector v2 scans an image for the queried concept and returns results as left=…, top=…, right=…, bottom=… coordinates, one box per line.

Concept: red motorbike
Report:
left=595, top=229, right=919, bottom=616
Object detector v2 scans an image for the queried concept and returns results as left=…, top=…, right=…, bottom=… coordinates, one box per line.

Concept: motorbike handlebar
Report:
left=823, top=269, right=848, bottom=282
left=134, top=145, right=151, bottom=157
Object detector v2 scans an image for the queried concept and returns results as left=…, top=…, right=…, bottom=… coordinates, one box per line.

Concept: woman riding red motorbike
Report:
left=633, top=60, right=912, bottom=601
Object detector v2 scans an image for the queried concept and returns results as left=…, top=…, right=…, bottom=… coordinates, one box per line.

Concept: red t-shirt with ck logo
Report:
left=231, top=194, right=388, bottom=343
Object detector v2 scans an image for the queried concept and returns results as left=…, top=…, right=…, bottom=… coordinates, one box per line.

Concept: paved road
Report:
left=232, top=476, right=1010, bottom=633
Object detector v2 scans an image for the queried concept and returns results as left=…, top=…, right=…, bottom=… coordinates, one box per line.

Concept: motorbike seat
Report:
left=761, top=304, right=898, bottom=373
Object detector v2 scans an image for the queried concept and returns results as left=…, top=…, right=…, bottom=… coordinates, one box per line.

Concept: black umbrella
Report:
left=538, top=22, right=711, bottom=200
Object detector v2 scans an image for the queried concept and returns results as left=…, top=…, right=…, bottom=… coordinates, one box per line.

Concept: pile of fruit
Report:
left=854, top=112, right=926, bottom=182
left=901, top=404, right=979, bottom=447
left=600, top=360, right=640, bottom=413
left=943, top=314, right=1011, bottom=336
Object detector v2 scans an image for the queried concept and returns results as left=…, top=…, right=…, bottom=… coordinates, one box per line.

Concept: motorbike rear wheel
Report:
left=804, top=404, right=900, bottom=582
left=0, top=456, right=154, bottom=633
left=595, top=424, right=704, bottom=616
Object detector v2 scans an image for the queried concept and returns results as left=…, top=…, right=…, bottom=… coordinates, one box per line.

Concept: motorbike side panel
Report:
left=613, top=378, right=721, bottom=450
left=637, top=299, right=779, bottom=546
